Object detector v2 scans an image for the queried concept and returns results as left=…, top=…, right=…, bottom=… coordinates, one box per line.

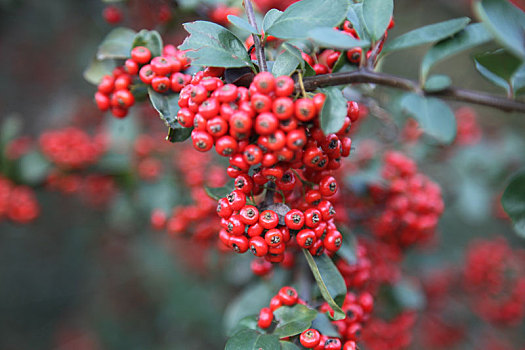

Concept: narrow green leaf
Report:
left=311, top=313, right=340, bottom=337
left=273, top=304, right=317, bottom=338
left=147, top=88, right=180, bottom=128
left=280, top=341, right=301, bottom=350
left=308, top=27, right=370, bottom=50
left=263, top=9, right=283, bottom=33
left=266, top=0, right=349, bottom=39
left=400, top=93, right=457, bottom=144
left=423, top=75, right=452, bottom=92
left=347, top=3, right=368, bottom=40
left=320, top=87, right=347, bottom=135
left=97, top=27, right=136, bottom=60
left=502, top=170, right=525, bottom=238
left=179, top=21, right=253, bottom=68
left=225, top=329, right=281, bottom=350
left=83, top=57, right=117, bottom=85
left=272, top=47, right=301, bottom=77
left=228, top=15, right=259, bottom=35
left=362, top=0, right=393, bottom=42
left=474, top=59, right=510, bottom=92
left=382, top=17, right=471, bottom=54
left=303, top=250, right=346, bottom=320
left=421, top=23, right=492, bottom=82
left=474, top=49, right=522, bottom=93
left=132, top=29, right=163, bottom=58
left=204, top=179, right=235, bottom=202
left=474, top=0, right=525, bottom=59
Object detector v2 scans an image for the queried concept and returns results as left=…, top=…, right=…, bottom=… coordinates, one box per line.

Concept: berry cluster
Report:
left=367, top=151, right=444, bottom=248
left=94, top=45, right=191, bottom=118
left=208, top=4, right=241, bottom=26
left=46, top=172, right=116, bottom=208
left=463, top=237, right=525, bottom=325
left=39, top=127, right=106, bottom=169
left=175, top=71, right=359, bottom=261
left=361, top=311, right=417, bottom=350
left=454, top=107, right=482, bottom=146
left=256, top=286, right=359, bottom=350
left=0, top=176, right=39, bottom=224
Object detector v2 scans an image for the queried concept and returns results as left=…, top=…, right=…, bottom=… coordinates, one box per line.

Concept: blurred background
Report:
left=0, top=0, right=524, bottom=349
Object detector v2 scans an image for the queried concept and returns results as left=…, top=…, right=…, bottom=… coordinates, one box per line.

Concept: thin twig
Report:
left=296, top=69, right=525, bottom=113
left=244, top=0, right=267, bottom=72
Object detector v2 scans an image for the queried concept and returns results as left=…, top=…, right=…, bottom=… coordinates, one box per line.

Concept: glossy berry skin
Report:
left=111, top=89, right=134, bottom=108
left=243, top=144, right=263, bottom=165
left=319, top=176, right=338, bottom=197
left=249, top=236, right=269, bottom=257
left=229, top=235, right=249, bottom=253
left=323, top=230, right=343, bottom=252
left=191, top=131, right=213, bottom=152
left=297, top=229, right=316, bottom=248
left=324, top=338, right=342, bottom=350
left=227, top=215, right=245, bottom=236
left=151, top=76, right=170, bottom=93
left=150, top=56, right=172, bottom=76
left=259, top=210, right=279, bottom=229
left=273, top=97, right=294, bottom=120
left=300, top=329, right=321, bottom=348
left=318, top=200, right=336, bottom=221
left=215, top=136, right=238, bottom=157
left=255, top=112, right=279, bottom=135
left=216, top=197, right=233, bottom=219
left=304, top=208, right=322, bottom=228
left=94, top=92, right=110, bottom=111
left=253, top=71, right=275, bottom=94
left=278, top=286, right=298, bottom=306
left=275, top=76, right=295, bottom=97
left=131, top=46, right=152, bottom=64
left=234, top=174, right=254, bottom=194
left=342, top=341, right=357, bottom=350
left=239, top=205, right=259, bottom=225
left=258, top=307, right=274, bottom=329
left=269, top=296, right=282, bottom=311
left=295, top=98, right=316, bottom=122
left=139, top=64, right=155, bottom=84
left=251, top=258, right=272, bottom=276
left=265, top=228, right=283, bottom=247
left=227, top=190, right=246, bottom=211
left=285, top=209, right=305, bottom=230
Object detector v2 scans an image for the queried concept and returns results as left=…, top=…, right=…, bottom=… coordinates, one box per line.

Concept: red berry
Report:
left=300, top=329, right=321, bottom=348
left=239, top=205, right=259, bottom=225
left=259, top=210, right=279, bottom=229
left=285, top=209, right=305, bottom=230
left=252, top=71, right=275, bottom=94
left=229, top=235, right=249, bottom=253
left=151, top=75, right=170, bottom=93
left=278, top=286, right=298, bottom=306
left=297, top=229, right=316, bottom=248
left=258, top=307, right=274, bottom=328
left=191, top=130, right=213, bottom=152
left=131, top=46, right=152, bottom=64
left=319, top=176, right=338, bottom=197
left=265, top=228, right=283, bottom=247
left=249, top=236, right=269, bottom=257
left=295, top=98, right=316, bottom=122
left=275, top=76, right=295, bottom=96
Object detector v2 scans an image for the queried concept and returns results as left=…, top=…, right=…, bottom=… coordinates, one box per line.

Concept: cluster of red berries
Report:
left=336, top=242, right=372, bottom=290
left=174, top=71, right=359, bottom=261
left=367, top=151, right=444, bottom=248
left=208, top=4, right=241, bottom=26
left=257, top=286, right=358, bottom=350
left=46, top=172, right=116, bottom=208
left=0, top=176, right=39, bottom=224
left=463, top=237, right=525, bottom=325
left=39, top=127, right=106, bottom=169
left=94, top=45, right=191, bottom=118
left=361, top=311, right=417, bottom=350
left=454, top=107, right=482, bottom=146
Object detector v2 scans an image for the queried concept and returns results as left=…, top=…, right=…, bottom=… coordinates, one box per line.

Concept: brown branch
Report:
left=297, top=69, right=525, bottom=113
left=244, top=0, right=267, bottom=72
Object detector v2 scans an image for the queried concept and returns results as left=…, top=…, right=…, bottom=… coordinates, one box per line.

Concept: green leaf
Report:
left=280, top=341, right=301, bottom=350
left=303, top=250, right=347, bottom=320
left=19, top=151, right=51, bottom=185
left=132, top=29, right=163, bottom=58
left=228, top=15, right=259, bottom=35
left=204, top=179, right=234, bottom=201
left=512, top=64, right=525, bottom=95
left=272, top=46, right=301, bottom=77
left=474, top=50, right=522, bottom=94
left=266, top=0, right=349, bottom=39
left=225, top=329, right=281, bottom=350
left=308, top=27, right=370, bottom=50
left=273, top=304, right=317, bottom=338
left=474, top=0, right=525, bottom=59
left=311, top=313, right=340, bottom=337
left=224, top=282, right=275, bottom=335
left=280, top=43, right=316, bottom=75
left=228, top=315, right=260, bottom=336
left=362, top=0, right=393, bottom=42
left=179, top=21, right=253, bottom=68
left=382, top=17, right=471, bottom=54
left=263, top=9, right=283, bottom=33
left=502, top=170, right=525, bottom=238
left=421, top=23, right=492, bottom=82
left=319, top=87, right=347, bottom=135
left=147, top=88, right=180, bottom=128
left=97, top=27, right=136, bottom=60
left=166, top=126, right=192, bottom=143
left=336, top=232, right=357, bottom=265
left=347, top=3, right=368, bottom=40
left=423, top=74, right=452, bottom=92
left=0, top=115, right=22, bottom=148
left=83, top=57, right=117, bottom=85
left=400, top=93, right=457, bottom=144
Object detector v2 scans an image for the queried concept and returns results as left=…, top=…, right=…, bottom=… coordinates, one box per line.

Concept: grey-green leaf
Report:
left=474, top=49, right=522, bottom=94
left=311, top=313, right=340, bottom=337
left=400, top=93, right=457, bottom=144
left=382, top=17, right=471, bottom=54
left=272, top=46, right=301, bottom=77
left=273, top=304, right=317, bottom=338
left=148, top=88, right=180, bottom=128
left=308, top=27, right=370, bottom=50
left=97, top=27, right=136, bottom=60
left=83, top=57, right=117, bottom=85
left=266, top=0, right=349, bottom=39
left=362, top=0, right=393, bottom=42
left=501, top=170, right=525, bottom=238
left=132, top=29, right=163, bottom=58
left=303, top=250, right=347, bottom=320
left=423, top=75, right=452, bottom=92
left=280, top=341, right=301, bottom=350
left=474, top=0, right=525, bottom=59
left=263, top=9, right=283, bottom=33
left=512, top=64, right=525, bottom=95
left=320, top=87, right=347, bottom=135
left=228, top=15, right=259, bottom=35
left=225, top=329, right=281, bottom=350
left=347, top=3, right=368, bottom=41
left=421, top=23, right=492, bottom=82
left=179, top=21, right=253, bottom=68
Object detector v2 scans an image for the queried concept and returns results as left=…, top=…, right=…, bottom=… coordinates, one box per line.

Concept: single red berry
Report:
left=111, top=89, right=135, bottom=108
left=252, top=71, right=275, bottom=94
left=170, top=72, right=187, bottom=92
left=304, top=208, right=322, bottom=228
left=295, top=98, right=316, bottom=122
left=265, top=228, right=283, bottom=247
left=318, top=200, right=336, bottom=221
left=229, top=111, right=252, bottom=134
left=94, top=92, right=110, bottom=111
left=150, top=56, right=172, bottom=76
left=277, top=286, right=298, bottom=306
left=249, top=236, right=269, bottom=257
left=275, top=75, right=295, bottom=97
left=247, top=222, right=264, bottom=237
left=259, top=210, right=279, bottom=229
left=323, top=229, right=343, bottom=252
left=313, top=93, right=326, bottom=113
left=285, top=209, right=305, bottom=230
left=111, top=106, right=128, bottom=118
left=227, top=190, right=246, bottom=211
left=286, top=128, right=307, bottom=150
left=269, top=296, right=282, bottom=311
left=103, top=5, right=122, bottom=24
left=243, top=144, right=263, bottom=165
left=319, top=175, right=338, bottom=197
left=251, top=93, right=272, bottom=113
left=131, top=46, right=152, bottom=64
left=251, top=258, right=273, bottom=276
left=324, top=338, right=342, bottom=350
left=239, top=205, right=259, bottom=225
left=297, top=229, right=316, bottom=248
left=229, top=235, right=249, bottom=253
left=151, top=75, right=170, bottom=93
left=206, top=116, right=228, bottom=137
left=227, top=214, right=246, bottom=235
left=215, top=136, right=238, bottom=156
left=258, top=307, right=274, bottom=329
left=255, top=112, right=279, bottom=135
left=139, top=64, right=155, bottom=84
left=300, top=329, right=321, bottom=348
left=346, top=48, right=362, bottom=65
left=98, top=75, right=114, bottom=94
left=191, top=130, right=213, bottom=152
left=273, top=97, right=295, bottom=120
left=217, top=197, right=233, bottom=219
